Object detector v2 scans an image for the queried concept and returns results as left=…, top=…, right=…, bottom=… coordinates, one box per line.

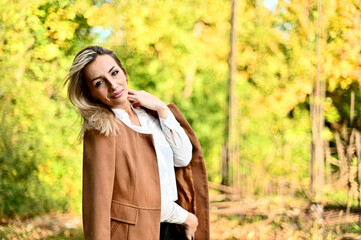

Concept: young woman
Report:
left=65, top=46, right=209, bottom=240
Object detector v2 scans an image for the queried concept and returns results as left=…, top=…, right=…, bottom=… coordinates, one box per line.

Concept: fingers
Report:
left=185, top=232, right=195, bottom=240
left=127, top=94, right=139, bottom=102
left=127, top=89, right=141, bottom=105
left=127, top=90, right=150, bottom=110
left=127, top=89, right=138, bottom=94
left=127, top=89, right=138, bottom=98
left=183, top=213, right=198, bottom=240
left=127, top=89, right=167, bottom=116
left=127, top=89, right=143, bottom=101
left=184, top=227, right=196, bottom=240
left=128, top=89, right=145, bottom=95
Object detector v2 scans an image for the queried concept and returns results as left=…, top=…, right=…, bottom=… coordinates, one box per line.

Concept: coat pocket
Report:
left=110, top=201, right=139, bottom=238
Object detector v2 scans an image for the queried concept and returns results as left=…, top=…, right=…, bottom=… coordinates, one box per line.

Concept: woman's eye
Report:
left=95, top=80, right=103, bottom=87
left=111, top=70, right=119, bottom=76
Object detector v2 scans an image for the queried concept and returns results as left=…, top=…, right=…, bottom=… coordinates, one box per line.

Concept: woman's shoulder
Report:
left=83, top=120, right=129, bottom=139
left=83, top=128, right=116, bottom=143
left=82, top=107, right=122, bottom=137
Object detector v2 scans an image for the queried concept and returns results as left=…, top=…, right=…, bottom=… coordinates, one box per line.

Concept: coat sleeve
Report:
left=82, top=130, right=116, bottom=240
left=168, top=103, right=210, bottom=240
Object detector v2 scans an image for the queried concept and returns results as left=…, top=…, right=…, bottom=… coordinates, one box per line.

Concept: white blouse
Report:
left=112, top=104, right=193, bottom=224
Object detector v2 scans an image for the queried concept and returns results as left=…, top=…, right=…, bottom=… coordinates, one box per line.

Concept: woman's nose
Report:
left=107, top=78, right=117, bottom=91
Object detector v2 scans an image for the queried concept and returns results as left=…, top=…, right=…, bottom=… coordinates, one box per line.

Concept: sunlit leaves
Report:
left=2, top=0, right=361, bottom=217
left=84, top=3, right=116, bottom=27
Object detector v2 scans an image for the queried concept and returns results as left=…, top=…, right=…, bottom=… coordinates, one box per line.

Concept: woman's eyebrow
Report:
left=108, top=66, right=115, bottom=73
left=91, top=66, right=116, bottom=82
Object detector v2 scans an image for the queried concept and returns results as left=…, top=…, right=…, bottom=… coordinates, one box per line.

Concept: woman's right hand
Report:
left=127, top=89, right=169, bottom=119
left=182, top=212, right=198, bottom=240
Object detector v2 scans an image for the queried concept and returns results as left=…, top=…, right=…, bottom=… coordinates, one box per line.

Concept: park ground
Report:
left=1, top=196, right=361, bottom=240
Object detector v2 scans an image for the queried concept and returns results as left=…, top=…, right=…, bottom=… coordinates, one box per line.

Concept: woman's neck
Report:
left=126, top=104, right=141, bottom=127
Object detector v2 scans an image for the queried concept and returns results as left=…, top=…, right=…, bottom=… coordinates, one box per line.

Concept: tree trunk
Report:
left=310, top=0, right=325, bottom=205
left=356, top=131, right=361, bottom=222
left=335, top=131, right=347, bottom=183
left=222, top=0, right=237, bottom=186
left=324, top=140, right=331, bottom=185
left=346, top=128, right=355, bottom=216
left=346, top=92, right=355, bottom=216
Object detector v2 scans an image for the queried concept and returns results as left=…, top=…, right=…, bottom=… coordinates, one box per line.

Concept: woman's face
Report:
left=83, top=54, right=129, bottom=109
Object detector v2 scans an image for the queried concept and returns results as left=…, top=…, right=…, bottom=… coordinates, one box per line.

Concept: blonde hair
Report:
left=65, top=46, right=127, bottom=137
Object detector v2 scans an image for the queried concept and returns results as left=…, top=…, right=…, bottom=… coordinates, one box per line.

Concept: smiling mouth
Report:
left=111, top=89, right=124, bottom=98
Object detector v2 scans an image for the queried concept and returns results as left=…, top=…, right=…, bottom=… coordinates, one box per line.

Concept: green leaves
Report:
left=2, top=0, right=361, bottom=217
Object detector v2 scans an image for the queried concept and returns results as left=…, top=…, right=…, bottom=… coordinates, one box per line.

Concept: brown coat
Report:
left=82, top=103, right=210, bottom=240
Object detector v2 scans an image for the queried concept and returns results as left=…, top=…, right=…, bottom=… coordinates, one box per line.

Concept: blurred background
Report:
left=1, top=0, right=361, bottom=239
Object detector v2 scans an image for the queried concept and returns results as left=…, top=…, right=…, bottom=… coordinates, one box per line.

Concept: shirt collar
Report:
left=111, top=103, right=146, bottom=120
left=111, top=108, right=128, bottom=120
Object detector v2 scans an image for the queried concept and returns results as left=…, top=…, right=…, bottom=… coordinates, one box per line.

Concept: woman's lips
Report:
left=111, top=89, right=124, bottom=98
